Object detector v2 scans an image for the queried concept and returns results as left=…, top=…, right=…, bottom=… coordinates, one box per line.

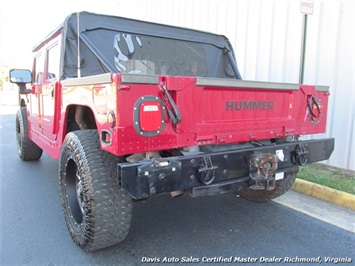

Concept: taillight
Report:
left=308, top=96, right=321, bottom=124
left=133, top=96, right=165, bottom=136
left=140, top=102, right=162, bottom=131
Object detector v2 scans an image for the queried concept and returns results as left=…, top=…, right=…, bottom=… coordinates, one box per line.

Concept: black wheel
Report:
left=59, top=130, right=132, bottom=251
left=15, top=107, right=43, bottom=161
left=238, top=168, right=298, bottom=202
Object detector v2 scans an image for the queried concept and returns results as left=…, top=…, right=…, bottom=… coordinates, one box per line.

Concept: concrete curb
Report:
left=291, top=178, right=355, bottom=211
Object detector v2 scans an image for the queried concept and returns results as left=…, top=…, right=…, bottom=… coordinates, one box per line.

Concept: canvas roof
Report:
left=33, top=11, right=239, bottom=79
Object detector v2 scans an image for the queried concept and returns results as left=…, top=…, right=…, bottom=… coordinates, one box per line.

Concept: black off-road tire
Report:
left=238, top=168, right=298, bottom=202
left=15, top=107, right=43, bottom=161
left=59, top=130, right=132, bottom=251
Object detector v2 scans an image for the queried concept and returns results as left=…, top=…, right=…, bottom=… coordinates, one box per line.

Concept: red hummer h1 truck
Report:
left=10, top=12, right=334, bottom=251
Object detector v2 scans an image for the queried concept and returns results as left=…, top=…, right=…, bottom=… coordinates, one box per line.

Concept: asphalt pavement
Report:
left=1, top=92, right=354, bottom=265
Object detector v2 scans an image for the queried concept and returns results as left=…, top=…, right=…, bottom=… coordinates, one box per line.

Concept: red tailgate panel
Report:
left=111, top=74, right=329, bottom=156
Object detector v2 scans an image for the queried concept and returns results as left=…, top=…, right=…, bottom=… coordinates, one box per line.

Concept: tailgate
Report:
left=167, top=76, right=329, bottom=145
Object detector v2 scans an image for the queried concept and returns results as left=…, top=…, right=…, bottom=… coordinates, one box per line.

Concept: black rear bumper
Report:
left=118, top=138, right=334, bottom=199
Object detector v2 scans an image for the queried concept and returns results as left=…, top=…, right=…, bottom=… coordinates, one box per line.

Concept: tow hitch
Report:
left=249, top=153, right=278, bottom=190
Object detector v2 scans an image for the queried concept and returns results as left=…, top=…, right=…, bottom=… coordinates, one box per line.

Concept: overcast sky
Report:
left=0, top=0, right=124, bottom=68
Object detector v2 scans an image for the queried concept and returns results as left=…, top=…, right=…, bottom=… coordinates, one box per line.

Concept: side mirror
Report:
left=9, top=69, right=32, bottom=94
left=9, top=69, right=32, bottom=83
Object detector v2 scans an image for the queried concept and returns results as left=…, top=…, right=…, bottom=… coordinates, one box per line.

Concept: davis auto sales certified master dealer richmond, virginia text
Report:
left=141, top=256, right=352, bottom=263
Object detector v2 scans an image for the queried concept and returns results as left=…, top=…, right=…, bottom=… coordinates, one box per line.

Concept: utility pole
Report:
left=299, top=0, right=314, bottom=84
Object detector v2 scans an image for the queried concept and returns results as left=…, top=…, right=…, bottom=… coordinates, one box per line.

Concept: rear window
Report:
left=113, top=33, right=207, bottom=76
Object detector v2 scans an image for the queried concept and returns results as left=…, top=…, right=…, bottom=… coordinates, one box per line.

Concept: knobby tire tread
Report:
left=16, top=107, right=43, bottom=161
left=59, top=129, right=132, bottom=251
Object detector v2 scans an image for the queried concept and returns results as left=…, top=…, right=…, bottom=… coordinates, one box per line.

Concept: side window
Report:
left=46, top=43, right=60, bottom=81
left=34, top=54, right=44, bottom=84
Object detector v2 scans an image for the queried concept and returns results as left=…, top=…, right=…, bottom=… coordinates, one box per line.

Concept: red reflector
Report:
left=139, top=102, right=162, bottom=131
left=119, top=84, right=131, bottom=90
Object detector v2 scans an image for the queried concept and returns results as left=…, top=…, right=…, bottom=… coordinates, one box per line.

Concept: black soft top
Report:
left=34, top=12, right=240, bottom=80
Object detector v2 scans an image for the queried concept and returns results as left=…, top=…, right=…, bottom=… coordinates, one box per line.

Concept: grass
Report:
left=297, top=163, right=355, bottom=195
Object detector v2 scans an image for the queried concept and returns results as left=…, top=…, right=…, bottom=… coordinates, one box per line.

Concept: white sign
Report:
left=300, top=0, right=314, bottom=15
